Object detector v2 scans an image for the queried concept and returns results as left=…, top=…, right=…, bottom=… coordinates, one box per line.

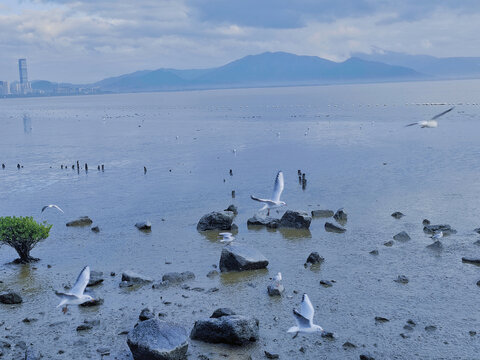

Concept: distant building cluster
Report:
left=0, top=58, right=32, bottom=95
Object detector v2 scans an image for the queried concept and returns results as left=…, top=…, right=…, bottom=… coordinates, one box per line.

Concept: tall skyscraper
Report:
left=18, top=58, right=31, bottom=94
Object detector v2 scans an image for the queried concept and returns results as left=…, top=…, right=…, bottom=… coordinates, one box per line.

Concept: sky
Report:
left=1, top=0, right=480, bottom=83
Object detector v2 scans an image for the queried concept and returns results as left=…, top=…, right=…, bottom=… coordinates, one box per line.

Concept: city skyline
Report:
left=1, top=0, right=480, bottom=83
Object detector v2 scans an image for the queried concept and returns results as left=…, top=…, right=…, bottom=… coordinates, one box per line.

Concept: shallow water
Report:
left=1, top=80, right=480, bottom=359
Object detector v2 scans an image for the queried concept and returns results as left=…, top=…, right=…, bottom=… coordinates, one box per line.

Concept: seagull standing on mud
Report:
left=288, top=293, right=325, bottom=338
left=56, top=266, right=93, bottom=313
left=219, top=232, right=235, bottom=244
left=41, top=204, right=64, bottom=213
left=251, top=171, right=286, bottom=216
left=406, top=106, right=455, bottom=128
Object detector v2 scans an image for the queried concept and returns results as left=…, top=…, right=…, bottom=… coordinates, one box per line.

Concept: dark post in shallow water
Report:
left=17, top=164, right=20, bottom=169
left=101, top=164, right=104, bottom=171
left=61, top=165, right=63, bottom=169
left=144, top=166, right=147, bottom=174
left=97, top=165, right=100, bottom=171
left=229, top=169, right=233, bottom=176
left=2, top=163, right=5, bottom=169
left=85, top=163, right=88, bottom=172
left=231, top=190, right=235, bottom=198
left=298, top=170, right=301, bottom=176
left=76, top=160, right=79, bottom=170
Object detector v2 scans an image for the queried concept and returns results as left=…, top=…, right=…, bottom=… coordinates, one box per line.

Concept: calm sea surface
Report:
left=1, top=80, right=480, bottom=359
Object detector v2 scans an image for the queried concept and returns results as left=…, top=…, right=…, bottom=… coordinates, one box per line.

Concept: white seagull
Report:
left=431, top=231, right=443, bottom=240
left=219, top=232, right=235, bottom=244
left=41, top=204, right=64, bottom=213
left=56, top=266, right=93, bottom=313
left=287, top=294, right=324, bottom=338
left=406, top=106, right=455, bottom=128
left=251, top=171, right=286, bottom=216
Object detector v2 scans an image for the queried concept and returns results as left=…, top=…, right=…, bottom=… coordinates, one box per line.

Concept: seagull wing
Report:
left=251, top=195, right=276, bottom=206
left=300, top=293, right=315, bottom=322
left=293, top=309, right=312, bottom=329
left=52, top=205, right=64, bottom=213
left=70, top=266, right=90, bottom=297
left=431, top=106, right=454, bottom=120
left=405, top=122, right=419, bottom=127
left=41, top=205, right=48, bottom=212
left=272, top=171, right=284, bottom=202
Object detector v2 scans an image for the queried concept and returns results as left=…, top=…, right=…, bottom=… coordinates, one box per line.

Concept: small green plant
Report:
left=0, top=216, right=52, bottom=263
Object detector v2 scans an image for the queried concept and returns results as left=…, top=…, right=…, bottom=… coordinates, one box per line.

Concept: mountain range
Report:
left=30, top=51, right=480, bottom=94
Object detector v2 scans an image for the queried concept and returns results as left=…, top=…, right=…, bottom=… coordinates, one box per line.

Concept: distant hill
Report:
left=353, top=50, right=480, bottom=79
left=93, top=51, right=424, bottom=92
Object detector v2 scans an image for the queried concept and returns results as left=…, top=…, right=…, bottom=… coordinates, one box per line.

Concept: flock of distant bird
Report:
left=38, top=106, right=454, bottom=338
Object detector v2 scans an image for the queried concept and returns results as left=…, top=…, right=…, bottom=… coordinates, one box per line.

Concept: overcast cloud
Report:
left=1, top=0, right=479, bottom=83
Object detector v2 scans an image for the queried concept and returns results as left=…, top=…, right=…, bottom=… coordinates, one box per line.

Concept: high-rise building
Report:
left=18, top=58, right=32, bottom=94
left=0, top=81, right=10, bottom=95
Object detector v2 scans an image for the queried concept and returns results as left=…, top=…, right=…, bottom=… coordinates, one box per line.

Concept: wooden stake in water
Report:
left=231, top=190, right=235, bottom=198
left=101, top=164, right=104, bottom=171
left=144, top=166, right=147, bottom=174
left=229, top=169, right=233, bottom=176
left=85, top=163, right=88, bottom=172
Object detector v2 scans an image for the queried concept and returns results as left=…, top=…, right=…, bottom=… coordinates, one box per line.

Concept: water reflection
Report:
left=23, top=113, right=32, bottom=134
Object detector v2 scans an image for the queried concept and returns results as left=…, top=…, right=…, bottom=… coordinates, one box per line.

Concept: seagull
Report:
left=219, top=232, right=235, bottom=244
left=272, top=272, right=282, bottom=283
left=41, top=204, right=64, bottom=213
left=431, top=231, right=443, bottom=240
left=287, top=294, right=324, bottom=338
left=406, top=106, right=455, bottom=128
left=251, top=171, right=286, bottom=216
left=56, top=266, right=93, bottom=314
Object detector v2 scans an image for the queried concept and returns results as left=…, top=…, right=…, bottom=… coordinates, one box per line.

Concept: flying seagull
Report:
left=219, top=232, right=235, bottom=244
left=251, top=171, right=286, bottom=216
left=41, top=204, right=64, bottom=213
left=287, top=294, right=324, bottom=338
left=56, top=266, right=93, bottom=313
left=406, top=106, right=455, bottom=128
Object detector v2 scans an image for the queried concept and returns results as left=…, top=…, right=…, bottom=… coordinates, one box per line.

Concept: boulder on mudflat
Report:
left=247, top=214, right=279, bottom=229
left=87, top=271, right=104, bottom=287
left=135, top=222, right=152, bottom=231
left=333, top=209, right=347, bottom=223
left=267, top=280, right=284, bottom=296
left=0, top=292, right=22, bottom=304
left=391, top=212, right=405, bottom=219
left=139, top=308, right=155, bottom=322
left=423, top=224, right=456, bottom=235
left=325, top=222, right=346, bottom=233
left=190, top=309, right=259, bottom=345
left=66, top=216, right=93, bottom=227
left=311, top=210, right=334, bottom=218
left=120, top=271, right=153, bottom=287
left=224, top=204, right=238, bottom=215
left=393, top=231, right=411, bottom=242
left=91, top=226, right=100, bottom=233
left=474, top=228, right=480, bottom=234
left=197, top=211, right=235, bottom=231
left=279, top=210, right=311, bottom=229
left=127, top=319, right=188, bottom=360
left=305, top=252, right=324, bottom=266
left=219, top=244, right=268, bottom=272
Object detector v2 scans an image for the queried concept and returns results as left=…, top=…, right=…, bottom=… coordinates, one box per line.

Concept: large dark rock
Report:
left=325, top=222, right=346, bottom=233
left=127, top=319, right=188, bottom=360
left=423, top=224, right=457, bottom=235
left=311, top=210, right=334, bottom=218
left=333, top=209, right=347, bottom=223
left=393, top=231, right=411, bottom=242
left=247, top=214, right=279, bottom=229
left=305, top=252, right=324, bottom=265
left=219, top=244, right=268, bottom=272
left=197, top=211, right=235, bottom=231
left=135, top=222, right=152, bottom=231
left=462, top=258, right=480, bottom=265
left=279, top=210, right=311, bottom=229
left=66, top=216, right=93, bottom=227
left=190, top=310, right=259, bottom=345
left=0, top=292, right=22, bottom=304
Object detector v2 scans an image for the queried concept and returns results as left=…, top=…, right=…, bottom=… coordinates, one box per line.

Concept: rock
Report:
left=0, top=292, right=22, bottom=304
left=343, top=341, right=356, bottom=349
left=210, top=308, right=236, bottom=318
left=360, top=355, right=375, bottom=360
left=91, top=226, right=100, bottom=233
left=375, top=316, right=389, bottom=323
left=87, top=271, right=104, bottom=287
left=423, top=224, right=456, bottom=235
left=97, top=347, right=111, bottom=356
left=80, top=298, right=104, bottom=307
left=162, top=272, right=195, bottom=284
left=425, top=325, right=437, bottom=332
left=267, top=281, right=284, bottom=296
left=190, top=311, right=259, bottom=345
left=127, top=319, right=188, bottom=360
left=279, top=210, right=311, bottom=229
left=369, top=250, right=379, bottom=255
left=477, top=280, right=480, bottom=287
left=394, top=275, right=409, bottom=284
left=393, top=231, right=410, bottom=242
left=462, top=258, right=480, bottom=265
left=135, top=221, right=152, bottom=231
left=426, top=241, right=443, bottom=250
left=121, top=271, right=153, bottom=286
left=264, top=351, right=279, bottom=359
left=25, top=348, right=38, bottom=360
left=469, top=331, right=476, bottom=336
left=139, top=308, right=155, bottom=322
left=66, top=216, right=93, bottom=227
left=474, top=228, right=480, bottom=234
left=325, top=222, right=346, bottom=233
left=423, top=219, right=431, bottom=226
left=320, top=280, right=333, bottom=288
left=384, top=240, right=394, bottom=247
left=206, top=270, right=218, bottom=278
left=224, top=204, right=238, bottom=215
left=305, top=252, right=324, bottom=265
left=321, top=332, right=335, bottom=340
left=391, top=212, right=404, bottom=219
left=197, top=211, right=235, bottom=231
left=247, top=214, right=279, bottom=229
left=403, top=325, right=414, bottom=331
left=76, top=324, right=93, bottom=331
left=474, top=240, right=480, bottom=246
left=219, top=244, right=269, bottom=272
left=333, top=209, right=347, bottom=223
left=311, top=210, right=334, bottom=218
